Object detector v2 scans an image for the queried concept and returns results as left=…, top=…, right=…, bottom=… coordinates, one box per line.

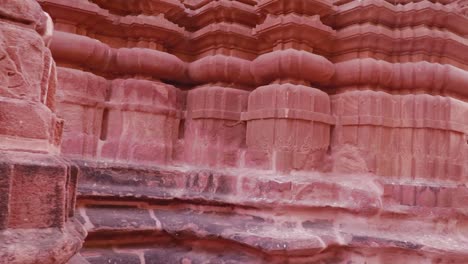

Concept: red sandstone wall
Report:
left=30, top=0, right=468, bottom=263
left=0, top=1, right=85, bottom=263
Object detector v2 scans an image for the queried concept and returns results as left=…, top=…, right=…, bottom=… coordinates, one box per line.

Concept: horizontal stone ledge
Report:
left=50, top=33, right=335, bottom=86
left=188, top=55, right=255, bottom=86
left=51, top=42, right=335, bottom=87
left=59, top=97, right=183, bottom=118
left=50, top=31, right=468, bottom=92
left=331, top=0, right=467, bottom=35
left=256, top=0, right=335, bottom=16
left=185, top=0, right=258, bottom=29
left=331, top=24, right=468, bottom=64
left=331, top=58, right=468, bottom=98
left=187, top=108, right=336, bottom=124
left=190, top=109, right=242, bottom=121
left=252, top=49, right=335, bottom=85
left=79, top=205, right=333, bottom=255
left=41, top=0, right=468, bottom=66
left=331, top=90, right=468, bottom=130
left=75, top=160, right=383, bottom=215
left=38, top=0, right=185, bottom=40
left=80, top=0, right=186, bottom=19
left=82, top=246, right=261, bottom=264
left=50, top=31, right=187, bottom=82
left=77, top=202, right=468, bottom=257
left=75, top=159, right=468, bottom=211
left=254, top=14, right=335, bottom=44
left=75, top=0, right=258, bottom=29
left=40, top=0, right=259, bottom=46
left=242, top=108, right=336, bottom=124
left=338, top=116, right=468, bottom=134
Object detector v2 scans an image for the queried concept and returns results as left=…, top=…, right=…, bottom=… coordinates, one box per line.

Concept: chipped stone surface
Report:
left=0, top=1, right=84, bottom=263
left=1, top=0, right=468, bottom=263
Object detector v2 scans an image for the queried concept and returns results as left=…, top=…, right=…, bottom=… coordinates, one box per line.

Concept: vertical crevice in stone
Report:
left=178, top=118, right=185, bottom=140
left=100, top=108, right=109, bottom=141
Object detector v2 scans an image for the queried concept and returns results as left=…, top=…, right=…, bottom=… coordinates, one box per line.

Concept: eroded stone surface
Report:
left=2, top=0, right=467, bottom=263
left=0, top=1, right=84, bottom=263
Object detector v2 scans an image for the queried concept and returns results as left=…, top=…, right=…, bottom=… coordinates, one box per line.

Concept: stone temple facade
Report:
left=1, top=0, right=468, bottom=263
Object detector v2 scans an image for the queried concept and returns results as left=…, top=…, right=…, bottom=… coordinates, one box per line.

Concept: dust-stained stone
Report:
left=87, top=253, right=140, bottom=264
left=0, top=0, right=84, bottom=263
left=85, top=205, right=156, bottom=229
left=3, top=0, right=468, bottom=263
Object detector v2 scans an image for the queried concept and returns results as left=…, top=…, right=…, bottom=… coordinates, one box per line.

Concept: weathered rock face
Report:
left=4, top=0, right=466, bottom=263
left=0, top=0, right=85, bottom=263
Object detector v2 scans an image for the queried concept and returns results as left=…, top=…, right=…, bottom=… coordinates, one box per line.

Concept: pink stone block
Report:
left=332, top=90, right=468, bottom=180
left=245, top=84, right=332, bottom=172
left=97, top=79, right=179, bottom=165
left=184, top=86, right=248, bottom=168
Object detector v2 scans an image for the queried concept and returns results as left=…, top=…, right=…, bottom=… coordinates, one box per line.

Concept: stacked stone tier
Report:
left=30, top=0, right=468, bottom=263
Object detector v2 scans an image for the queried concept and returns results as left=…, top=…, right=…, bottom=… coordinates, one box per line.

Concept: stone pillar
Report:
left=184, top=85, right=249, bottom=167
left=0, top=1, right=85, bottom=263
left=181, top=6, right=257, bottom=168
left=245, top=0, right=336, bottom=173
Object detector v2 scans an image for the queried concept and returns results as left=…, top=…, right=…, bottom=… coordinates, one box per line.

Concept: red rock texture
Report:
left=0, top=0, right=85, bottom=263
left=1, top=0, right=467, bottom=263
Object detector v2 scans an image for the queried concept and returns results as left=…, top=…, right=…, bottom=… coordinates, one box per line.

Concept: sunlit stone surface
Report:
left=1, top=0, right=467, bottom=263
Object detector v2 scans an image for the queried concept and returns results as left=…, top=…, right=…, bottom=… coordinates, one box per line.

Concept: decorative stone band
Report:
left=332, top=91, right=468, bottom=134
left=190, top=109, right=242, bottom=121
left=50, top=32, right=335, bottom=87
left=185, top=0, right=257, bottom=29
left=59, top=95, right=182, bottom=118
left=254, top=14, right=335, bottom=47
left=41, top=0, right=258, bottom=31
left=338, top=116, right=468, bottom=134
left=40, top=0, right=468, bottom=72
left=37, top=0, right=185, bottom=44
left=106, top=103, right=182, bottom=118
left=331, top=0, right=468, bottom=36
left=187, top=108, right=336, bottom=124
left=188, top=55, right=255, bottom=86
left=242, top=108, right=336, bottom=124
left=50, top=31, right=187, bottom=81
left=331, top=23, right=468, bottom=68
left=162, top=97, right=467, bottom=133
left=75, top=162, right=468, bottom=262
left=331, top=58, right=468, bottom=98
left=67, top=0, right=186, bottom=21
left=256, top=0, right=335, bottom=16
left=49, top=30, right=468, bottom=98
left=252, top=49, right=335, bottom=85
